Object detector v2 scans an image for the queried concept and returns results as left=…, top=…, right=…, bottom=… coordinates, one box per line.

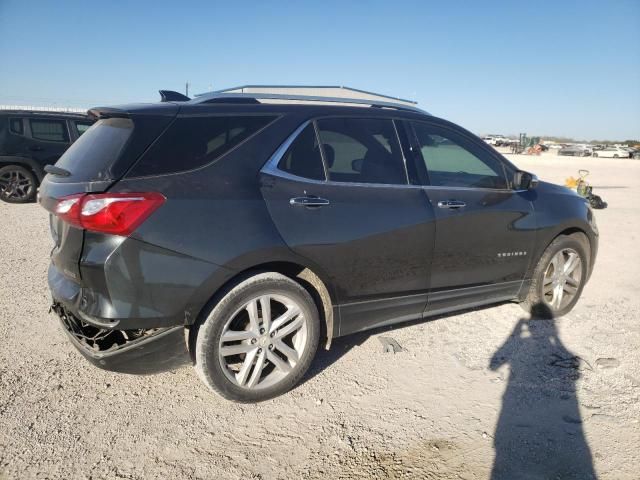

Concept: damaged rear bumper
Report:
left=51, top=303, right=191, bottom=374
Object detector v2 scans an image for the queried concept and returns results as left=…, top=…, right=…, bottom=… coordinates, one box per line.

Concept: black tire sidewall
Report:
left=195, top=273, right=320, bottom=402
left=0, top=165, right=37, bottom=203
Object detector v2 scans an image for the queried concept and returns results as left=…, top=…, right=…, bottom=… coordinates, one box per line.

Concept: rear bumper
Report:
left=51, top=302, right=190, bottom=374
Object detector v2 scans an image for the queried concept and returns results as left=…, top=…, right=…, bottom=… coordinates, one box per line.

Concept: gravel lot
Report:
left=1, top=154, right=638, bottom=479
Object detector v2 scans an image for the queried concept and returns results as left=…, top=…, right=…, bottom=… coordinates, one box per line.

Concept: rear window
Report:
left=55, top=118, right=133, bottom=181
left=30, top=119, right=69, bottom=142
left=129, top=115, right=277, bottom=176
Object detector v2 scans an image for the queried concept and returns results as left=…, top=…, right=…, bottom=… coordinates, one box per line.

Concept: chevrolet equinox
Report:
left=40, top=91, right=598, bottom=402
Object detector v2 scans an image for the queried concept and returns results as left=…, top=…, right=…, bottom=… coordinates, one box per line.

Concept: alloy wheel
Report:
left=542, top=248, right=583, bottom=311
left=218, top=293, right=308, bottom=389
left=0, top=169, right=34, bottom=201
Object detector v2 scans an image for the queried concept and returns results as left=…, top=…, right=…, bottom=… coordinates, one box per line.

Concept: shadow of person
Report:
left=489, top=303, right=596, bottom=479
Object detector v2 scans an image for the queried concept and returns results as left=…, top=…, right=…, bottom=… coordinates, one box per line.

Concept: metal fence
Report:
left=0, top=105, right=87, bottom=113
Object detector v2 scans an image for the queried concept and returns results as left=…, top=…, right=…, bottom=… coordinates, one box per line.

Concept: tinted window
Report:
left=9, top=118, right=23, bottom=135
left=29, top=119, right=69, bottom=142
left=133, top=115, right=276, bottom=176
left=316, top=118, right=406, bottom=185
left=277, top=124, right=325, bottom=180
left=412, top=122, right=507, bottom=189
left=55, top=118, right=133, bottom=181
left=75, top=122, right=92, bottom=136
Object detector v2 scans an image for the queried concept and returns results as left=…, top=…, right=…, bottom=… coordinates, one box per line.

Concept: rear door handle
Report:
left=437, top=200, right=466, bottom=209
left=289, top=196, right=330, bottom=208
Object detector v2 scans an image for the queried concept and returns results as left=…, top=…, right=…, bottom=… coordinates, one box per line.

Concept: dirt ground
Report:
left=0, top=154, right=638, bottom=479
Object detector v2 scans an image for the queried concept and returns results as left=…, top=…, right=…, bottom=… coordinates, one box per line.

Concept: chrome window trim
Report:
left=261, top=119, right=517, bottom=193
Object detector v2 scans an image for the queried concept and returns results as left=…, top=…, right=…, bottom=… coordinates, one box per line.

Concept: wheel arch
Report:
left=189, top=260, right=337, bottom=358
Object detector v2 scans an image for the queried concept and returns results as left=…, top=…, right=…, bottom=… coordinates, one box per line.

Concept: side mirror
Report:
left=514, top=170, right=539, bottom=190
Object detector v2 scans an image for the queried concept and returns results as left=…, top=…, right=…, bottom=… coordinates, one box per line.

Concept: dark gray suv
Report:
left=40, top=92, right=598, bottom=402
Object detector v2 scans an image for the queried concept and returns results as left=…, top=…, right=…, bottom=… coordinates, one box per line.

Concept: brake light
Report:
left=53, top=192, right=165, bottom=236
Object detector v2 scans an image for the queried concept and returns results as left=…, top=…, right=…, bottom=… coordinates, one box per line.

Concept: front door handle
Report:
left=289, top=196, right=330, bottom=208
left=437, top=200, right=466, bottom=209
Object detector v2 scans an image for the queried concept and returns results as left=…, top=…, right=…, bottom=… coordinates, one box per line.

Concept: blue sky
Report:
left=1, top=0, right=638, bottom=140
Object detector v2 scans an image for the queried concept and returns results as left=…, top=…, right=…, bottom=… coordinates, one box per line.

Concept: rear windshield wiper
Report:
left=44, top=165, right=71, bottom=177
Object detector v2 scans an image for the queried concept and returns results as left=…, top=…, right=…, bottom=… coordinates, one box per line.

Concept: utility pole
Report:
left=185, top=82, right=189, bottom=97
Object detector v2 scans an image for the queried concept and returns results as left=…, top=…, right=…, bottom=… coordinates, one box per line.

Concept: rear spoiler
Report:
left=88, top=107, right=130, bottom=120
left=159, top=90, right=190, bottom=102
left=87, top=103, right=180, bottom=120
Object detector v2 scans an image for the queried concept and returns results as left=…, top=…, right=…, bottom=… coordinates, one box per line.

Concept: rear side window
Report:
left=9, top=118, right=24, bottom=135
left=316, top=118, right=407, bottom=185
left=277, top=124, right=325, bottom=180
left=55, top=118, right=133, bottom=181
left=29, top=119, right=69, bottom=142
left=131, top=115, right=276, bottom=176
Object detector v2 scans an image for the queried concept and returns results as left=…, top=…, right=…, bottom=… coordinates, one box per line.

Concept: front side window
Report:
left=316, top=118, right=407, bottom=185
left=411, top=122, right=507, bottom=189
left=9, top=118, right=24, bottom=135
left=131, top=115, right=276, bottom=176
left=29, top=119, right=69, bottom=142
left=277, top=124, right=325, bottom=180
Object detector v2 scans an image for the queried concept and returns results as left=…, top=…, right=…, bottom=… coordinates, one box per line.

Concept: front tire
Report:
left=521, top=233, right=590, bottom=318
left=195, top=272, right=320, bottom=402
left=0, top=165, right=37, bottom=203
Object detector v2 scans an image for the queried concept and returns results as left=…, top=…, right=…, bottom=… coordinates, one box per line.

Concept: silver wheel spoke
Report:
left=564, top=253, right=579, bottom=274
left=274, top=339, right=299, bottom=364
left=259, top=295, right=271, bottom=332
left=274, top=315, right=304, bottom=339
left=246, top=300, right=260, bottom=333
left=552, top=284, right=564, bottom=309
left=267, top=350, right=292, bottom=373
left=235, top=347, right=259, bottom=386
left=221, top=329, right=255, bottom=342
left=246, top=349, right=267, bottom=388
left=220, top=343, right=255, bottom=356
left=565, top=276, right=580, bottom=287
left=563, top=282, right=578, bottom=295
left=270, top=305, right=301, bottom=333
left=552, top=251, right=565, bottom=272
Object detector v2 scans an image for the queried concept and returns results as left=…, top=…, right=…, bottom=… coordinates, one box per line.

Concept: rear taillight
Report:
left=54, top=192, right=165, bottom=236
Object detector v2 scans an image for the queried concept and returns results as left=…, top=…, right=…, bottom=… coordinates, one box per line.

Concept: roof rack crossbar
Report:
left=194, top=92, right=429, bottom=115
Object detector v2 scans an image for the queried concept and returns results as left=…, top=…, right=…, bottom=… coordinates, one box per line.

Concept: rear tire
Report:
left=0, top=165, right=37, bottom=203
left=195, top=272, right=320, bottom=402
left=521, top=233, right=590, bottom=318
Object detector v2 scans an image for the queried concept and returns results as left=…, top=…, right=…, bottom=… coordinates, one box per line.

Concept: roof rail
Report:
left=193, top=92, right=429, bottom=115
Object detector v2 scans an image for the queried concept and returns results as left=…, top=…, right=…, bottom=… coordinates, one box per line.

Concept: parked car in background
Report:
left=483, top=135, right=510, bottom=147
left=41, top=91, right=599, bottom=402
left=592, top=146, right=630, bottom=158
left=558, top=145, right=590, bottom=157
left=0, top=110, right=93, bottom=203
